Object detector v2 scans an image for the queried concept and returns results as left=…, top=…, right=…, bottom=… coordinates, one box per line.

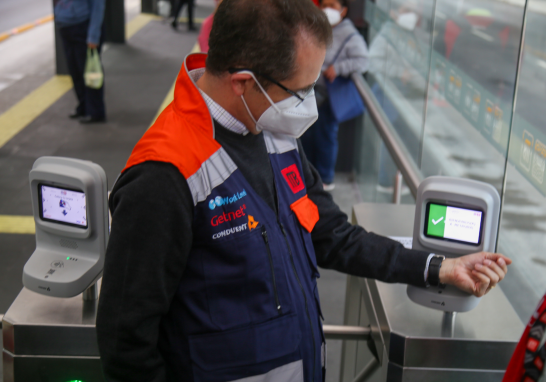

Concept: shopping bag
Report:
left=323, top=32, right=365, bottom=123
left=327, top=76, right=365, bottom=123
left=84, top=48, right=104, bottom=89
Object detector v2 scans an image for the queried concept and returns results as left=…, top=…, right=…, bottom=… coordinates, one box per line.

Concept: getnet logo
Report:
left=212, top=214, right=260, bottom=240
left=208, top=189, right=248, bottom=210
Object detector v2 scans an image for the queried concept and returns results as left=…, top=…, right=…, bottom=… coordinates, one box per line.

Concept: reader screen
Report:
left=39, top=185, right=87, bottom=228
left=425, top=203, right=483, bottom=245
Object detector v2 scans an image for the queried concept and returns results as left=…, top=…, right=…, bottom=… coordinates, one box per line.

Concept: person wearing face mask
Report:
left=96, top=1, right=511, bottom=381
left=300, top=0, right=369, bottom=191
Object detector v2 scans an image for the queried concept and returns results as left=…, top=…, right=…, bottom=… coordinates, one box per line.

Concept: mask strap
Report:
left=238, top=70, right=281, bottom=113
left=241, top=95, right=262, bottom=132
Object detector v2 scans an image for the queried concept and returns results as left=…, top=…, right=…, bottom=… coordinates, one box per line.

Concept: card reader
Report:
left=23, top=157, right=109, bottom=298
left=407, top=176, right=500, bottom=312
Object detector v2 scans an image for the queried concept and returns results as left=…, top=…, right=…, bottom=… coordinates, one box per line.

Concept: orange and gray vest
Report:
left=123, top=54, right=325, bottom=382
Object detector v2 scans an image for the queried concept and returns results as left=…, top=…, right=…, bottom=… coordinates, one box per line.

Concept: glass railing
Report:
left=355, top=0, right=546, bottom=322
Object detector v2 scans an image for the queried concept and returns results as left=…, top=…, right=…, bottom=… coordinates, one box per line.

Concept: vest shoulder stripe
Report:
left=187, top=147, right=237, bottom=205
left=264, top=131, right=298, bottom=154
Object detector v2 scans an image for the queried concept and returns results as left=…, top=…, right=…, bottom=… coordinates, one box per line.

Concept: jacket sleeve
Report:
left=333, top=33, right=369, bottom=78
left=297, top=141, right=429, bottom=287
left=87, top=0, right=106, bottom=44
left=96, top=162, right=194, bottom=382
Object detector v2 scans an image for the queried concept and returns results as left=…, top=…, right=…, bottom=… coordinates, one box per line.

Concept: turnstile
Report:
left=2, top=284, right=104, bottom=382
left=340, top=203, right=524, bottom=382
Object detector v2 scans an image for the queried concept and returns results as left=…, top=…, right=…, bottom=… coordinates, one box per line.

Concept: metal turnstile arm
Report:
left=322, top=325, right=371, bottom=341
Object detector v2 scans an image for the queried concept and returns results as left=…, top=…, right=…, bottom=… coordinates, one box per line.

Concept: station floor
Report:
left=0, top=1, right=362, bottom=381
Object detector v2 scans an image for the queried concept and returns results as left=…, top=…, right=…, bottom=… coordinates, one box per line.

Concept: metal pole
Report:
left=323, top=325, right=371, bottom=341
left=441, top=311, right=456, bottom=338
left=142, top=0, right=155, bottom=13
left=104, top=0, right=126, bottom=43
left=83, top=282, right=98, bottom=301
left=393, top=170, right=403, bottom=204
left=351, top=358, right=380, bottom=382
left=53, top=21, right=69, bottom=75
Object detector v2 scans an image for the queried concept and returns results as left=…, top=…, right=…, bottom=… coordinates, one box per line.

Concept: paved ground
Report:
left=0, top=0, right=52, bottom=34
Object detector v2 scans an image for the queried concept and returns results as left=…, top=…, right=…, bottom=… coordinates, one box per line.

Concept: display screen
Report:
left=39, top=184, right=87, bottom=228
left=424, top=202, right=483, bottom=245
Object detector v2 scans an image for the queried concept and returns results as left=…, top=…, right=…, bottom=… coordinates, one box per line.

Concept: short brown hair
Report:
left=207, top=0, right=332, bottom=86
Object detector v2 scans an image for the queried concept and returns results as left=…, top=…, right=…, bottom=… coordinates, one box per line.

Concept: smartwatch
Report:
left=427, top=254, right=446, bottom=288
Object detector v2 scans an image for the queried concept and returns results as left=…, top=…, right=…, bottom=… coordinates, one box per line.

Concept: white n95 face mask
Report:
left=323, top=7, right=342, bottom=26
left=240, top=72, right=319, bottom=139
left=397, top=12, right=418, bottom=31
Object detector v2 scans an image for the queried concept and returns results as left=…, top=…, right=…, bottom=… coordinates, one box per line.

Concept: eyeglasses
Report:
left=228, top=68, right=317, bottom=102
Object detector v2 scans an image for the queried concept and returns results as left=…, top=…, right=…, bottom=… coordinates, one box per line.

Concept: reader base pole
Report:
left=441, top=311, right=456, bottom=338
left=83, top=282, right=98, bottom=301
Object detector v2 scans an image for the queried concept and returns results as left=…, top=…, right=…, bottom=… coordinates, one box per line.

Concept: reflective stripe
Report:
left=227, top=360, right=304, bottom=382
left=186, top=148, right=237, bottom=205
left=264, top=131, right=298, bottom=154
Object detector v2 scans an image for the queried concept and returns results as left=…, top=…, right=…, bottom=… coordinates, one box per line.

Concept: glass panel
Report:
left=498, top=0, right=546, bottom=321
left=356, top=0, right=434, bottom=203
left=420, top=0, right=524, bottom=194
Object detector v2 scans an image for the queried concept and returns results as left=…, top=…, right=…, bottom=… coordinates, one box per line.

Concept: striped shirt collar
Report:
left=189, top=68, right=249, bottom=136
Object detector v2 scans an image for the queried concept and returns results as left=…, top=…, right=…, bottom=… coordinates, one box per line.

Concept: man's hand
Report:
left=323, top=65, right=337, bottom=83
left=88, top=42, right=98, bottom=49
left=439, top=252, right=512, bottom=297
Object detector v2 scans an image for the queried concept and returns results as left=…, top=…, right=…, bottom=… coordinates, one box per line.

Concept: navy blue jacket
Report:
left=54, top=0, right=105, bottom=44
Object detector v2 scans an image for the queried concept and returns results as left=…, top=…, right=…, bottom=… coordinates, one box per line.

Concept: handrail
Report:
left=351, top=73, right=424, bottom=197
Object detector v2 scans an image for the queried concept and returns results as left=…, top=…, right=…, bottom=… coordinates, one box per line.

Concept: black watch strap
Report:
left=428, top=255, right=445, bottom=287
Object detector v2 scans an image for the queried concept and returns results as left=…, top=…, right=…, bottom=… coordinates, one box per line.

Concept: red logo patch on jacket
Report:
left=281, top=164, right=305, bottom=194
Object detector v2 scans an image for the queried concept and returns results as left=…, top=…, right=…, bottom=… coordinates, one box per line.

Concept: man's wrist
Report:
left=439, top=258, right=454, bottom=285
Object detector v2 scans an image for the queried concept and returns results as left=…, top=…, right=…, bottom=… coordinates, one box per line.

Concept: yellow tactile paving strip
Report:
left=0, top=75, right=74, bottom=148
left=0, top=216, right=36, bottom=235
left=0, top=13, right=162, bottom=235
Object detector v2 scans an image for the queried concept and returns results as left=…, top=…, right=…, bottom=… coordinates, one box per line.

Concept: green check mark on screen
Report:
left=428, top=204, right=446, bottom=238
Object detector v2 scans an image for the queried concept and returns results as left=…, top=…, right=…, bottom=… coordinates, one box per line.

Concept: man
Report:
left=96, top=1, right=511, bottom=381
left=54, top=0, right=107, bottom=123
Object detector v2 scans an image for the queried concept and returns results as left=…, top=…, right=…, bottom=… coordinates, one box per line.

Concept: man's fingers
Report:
left=483, top=259, right=506, bottom=281
left=475, top=263, right=500, bottom=285
left=484, top=252, right=512, bottom=266
left=496, top=257, right=508, bottom=274
left=471, top=270, right=491, bottom=297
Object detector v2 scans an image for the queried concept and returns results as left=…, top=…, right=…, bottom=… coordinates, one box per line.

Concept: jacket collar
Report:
left=173, top=53, right=215, bottom=138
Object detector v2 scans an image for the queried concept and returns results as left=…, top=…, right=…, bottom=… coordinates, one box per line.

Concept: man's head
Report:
left=207, top=0, right=332, bottom=87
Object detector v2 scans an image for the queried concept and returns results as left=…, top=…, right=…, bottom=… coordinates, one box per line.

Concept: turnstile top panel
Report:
left=353, top=203, right=524, bottom=341
left=4, top=284, right=99, bottom=327
left=3, top=285, right=100, bottom=356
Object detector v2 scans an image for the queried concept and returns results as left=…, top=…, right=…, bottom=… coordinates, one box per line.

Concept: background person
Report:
left=198, top=0, right=223, bottom=52
left=54, top=0, right=107, bottom=124
left=300, top=0, right=368, bottom=191
left=171, top=0, right=196, bottom=31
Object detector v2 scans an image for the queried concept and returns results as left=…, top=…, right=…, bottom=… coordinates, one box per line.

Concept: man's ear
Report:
left=340, top=6, right=348, bottom=19
left=230, top=73, right=254, bottom=96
